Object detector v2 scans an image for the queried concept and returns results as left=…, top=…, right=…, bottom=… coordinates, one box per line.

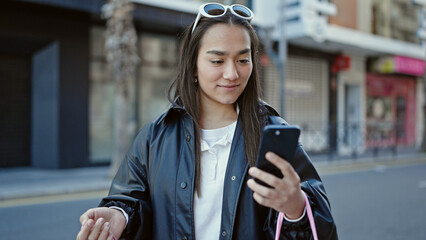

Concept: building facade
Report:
left=0, top=1, right=91, bottom=168
left=0, top=0, right=255, bottom=169
left=0, top=0, right=200, bottom=168
left=1, top=0, right=424, bottom=169
left=254, top=0, right=425, bottom=156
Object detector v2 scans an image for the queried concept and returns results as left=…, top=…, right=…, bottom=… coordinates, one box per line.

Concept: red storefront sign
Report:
left=366, top=74, right=416, bottom=147
left=331, top=55, right=351, bottom=74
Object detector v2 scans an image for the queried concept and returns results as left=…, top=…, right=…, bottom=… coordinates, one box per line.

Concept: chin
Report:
left=220, top=99, right=238, bottom=105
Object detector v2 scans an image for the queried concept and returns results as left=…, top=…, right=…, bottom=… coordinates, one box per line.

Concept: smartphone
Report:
left=255, top=125, right=300, bottom=188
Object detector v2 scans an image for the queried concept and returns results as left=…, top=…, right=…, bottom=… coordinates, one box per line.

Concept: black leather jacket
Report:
left=100, top=102, right=338, bottom=240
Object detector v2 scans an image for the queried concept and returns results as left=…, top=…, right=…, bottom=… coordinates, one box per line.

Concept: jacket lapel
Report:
left=220, top=119, right=249, bottom=239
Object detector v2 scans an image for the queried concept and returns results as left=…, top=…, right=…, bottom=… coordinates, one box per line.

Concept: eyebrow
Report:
left=206, top=48, right=251, bottom=56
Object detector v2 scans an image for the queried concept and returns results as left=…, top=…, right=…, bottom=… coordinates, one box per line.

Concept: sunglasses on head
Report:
left=191, top=3, right=254, bottom=34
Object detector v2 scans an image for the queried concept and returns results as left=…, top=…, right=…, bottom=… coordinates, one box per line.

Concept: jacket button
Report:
left=182, top=236, right=187, bottom=240
left=186, top=135, right=191, bottom=142
left=231, top=176, right=236, bottom=181
left=180, top=182, right=187, bottom=189
left=222, top=231, right=227, bottom=237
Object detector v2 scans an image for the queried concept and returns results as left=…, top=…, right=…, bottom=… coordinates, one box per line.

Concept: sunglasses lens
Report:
left=232, top=5, right=251, bottom=18
left=204, top=4, right=225, bottom=16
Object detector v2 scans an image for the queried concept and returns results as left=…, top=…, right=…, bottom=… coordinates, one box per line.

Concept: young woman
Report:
left=77, top=3, right=337, bottom=240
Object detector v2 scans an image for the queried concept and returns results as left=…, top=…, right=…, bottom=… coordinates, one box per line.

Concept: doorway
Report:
left=0, top=54, right=31, bottom=167
left=344, top=84, right=362, bottom=147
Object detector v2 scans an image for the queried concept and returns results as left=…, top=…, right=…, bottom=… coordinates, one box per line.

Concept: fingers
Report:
left=246, top=178, right=264, bottom=195
left=247, top=151, right=302, bottom=212
left=98, top=222, right=110, bottom=240
left=87, top=218, right=105, bottom=240
left=247, top=178, right=279, bottom=208
left=252, top=191, right=276, bottom=208
left=108, top=233, right=116, bottom=240
left=77, top=219, right=116, bottom=240
left=246, top=177, right=276, bottom=197
left=248, top=167, right=282, bottom=189
left=110, top=233, right=118, bottom=240
left=80, top=208, right=95, bottom=226
left=77, top=219, right=94, bottom=240
left=77, top=208, right=123, bottom=240
left=265, top=152, right=300, bottom=183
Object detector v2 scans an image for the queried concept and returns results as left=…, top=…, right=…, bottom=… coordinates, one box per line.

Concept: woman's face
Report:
left=196, top=23, right=253, bottom=110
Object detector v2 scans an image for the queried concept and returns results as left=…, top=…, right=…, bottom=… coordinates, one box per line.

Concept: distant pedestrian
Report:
left=76, top=2, right=337, bottom=240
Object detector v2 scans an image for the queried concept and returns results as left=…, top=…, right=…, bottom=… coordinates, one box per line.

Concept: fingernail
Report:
left=247, top=179, right=253, bottom=186
left=87, top=220, right=93, bottom=228
left=97, top=218, right=104, bottom=225
left=104, top=222, right=110, bottom=230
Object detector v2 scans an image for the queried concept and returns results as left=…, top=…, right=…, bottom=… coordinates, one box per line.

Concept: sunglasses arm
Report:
left=191, top=12, right=201, bottom=33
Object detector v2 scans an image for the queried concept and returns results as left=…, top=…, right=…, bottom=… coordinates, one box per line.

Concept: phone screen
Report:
left=255, top=125, right=300, bottom=188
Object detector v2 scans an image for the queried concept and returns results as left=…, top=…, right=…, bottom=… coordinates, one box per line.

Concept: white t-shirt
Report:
left=194, top=121, right=237, bottom=240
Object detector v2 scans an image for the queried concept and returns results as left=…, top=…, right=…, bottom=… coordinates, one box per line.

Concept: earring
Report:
left=194, top=77, right=198, bottom=83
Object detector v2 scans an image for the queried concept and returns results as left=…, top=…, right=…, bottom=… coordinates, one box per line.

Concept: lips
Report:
left=219, top=84, right=239, bottom=89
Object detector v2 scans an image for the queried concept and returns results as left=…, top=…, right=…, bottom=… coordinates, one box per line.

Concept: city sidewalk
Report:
left=0, top=166, right=111, bottom=201
left=0, top=151, right=425, bottom=201
left=312, top=150, right=426, bottom=175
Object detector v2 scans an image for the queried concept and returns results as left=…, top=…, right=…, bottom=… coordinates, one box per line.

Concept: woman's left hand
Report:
left=247, top=152, right=305, bottom=219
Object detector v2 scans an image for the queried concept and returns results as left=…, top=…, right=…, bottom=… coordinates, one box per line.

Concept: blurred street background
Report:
left=1, top=156, right=425, bottom=239
left=1, top=0, right=426, bottom=239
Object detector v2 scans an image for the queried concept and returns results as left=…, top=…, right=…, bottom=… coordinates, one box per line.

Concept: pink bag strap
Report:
left=274, top=191, right=318, bottom=240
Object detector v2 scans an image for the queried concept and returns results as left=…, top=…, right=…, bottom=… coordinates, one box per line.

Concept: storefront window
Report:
left=89, top=26, right=114, bottom=163
left=137, top=34, right=178, bottom=127
left=366, top=96, right=394, bottom=146
left=89, top=27, right=179, bottom=163
left=366, top=74, right=417, bottom=148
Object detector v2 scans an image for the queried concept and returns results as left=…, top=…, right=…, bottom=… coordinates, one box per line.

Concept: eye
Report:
left=238, top=59, right=250, bottom=64
left=210, top=60, right=224, bottom=64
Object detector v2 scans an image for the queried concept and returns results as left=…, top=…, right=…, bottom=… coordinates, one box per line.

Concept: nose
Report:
left=223, top=62, right=239, bottom=81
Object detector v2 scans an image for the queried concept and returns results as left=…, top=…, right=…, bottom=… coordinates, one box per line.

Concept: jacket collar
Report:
left=156, top=98, right=187, bottom=125
left=156, top=98, right=281, bottom=126
left=259, top=99, right=280, bottom=117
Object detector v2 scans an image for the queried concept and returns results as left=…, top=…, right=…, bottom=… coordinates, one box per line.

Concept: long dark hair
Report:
left=168, top=12, right=262, bottom=195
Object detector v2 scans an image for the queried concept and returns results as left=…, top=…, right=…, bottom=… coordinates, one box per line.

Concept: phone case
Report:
left=255, top=125, right=300, bottom=188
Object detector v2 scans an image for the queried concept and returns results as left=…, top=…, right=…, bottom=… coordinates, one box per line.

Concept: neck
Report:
left=199, top=101, right=238, bottom=130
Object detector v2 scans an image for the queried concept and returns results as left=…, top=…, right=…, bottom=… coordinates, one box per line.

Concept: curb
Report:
left=314, top=155, right=426, bottom=175
left=0, top=166, right=111, bottom=201
left=0, top=181, right=110, bottom=201
left=0, top=190, right=109, bottom=208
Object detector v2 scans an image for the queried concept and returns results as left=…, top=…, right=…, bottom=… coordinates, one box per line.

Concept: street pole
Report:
left=413, top=0, right=426, bottom=149
left=279, top=0, right=287, bottom=116
left=420, top=6, right=426, bottom=150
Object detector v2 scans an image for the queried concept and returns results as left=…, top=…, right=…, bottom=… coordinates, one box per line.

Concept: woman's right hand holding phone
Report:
left=247, top=152, right=305, bottom=220
left=76, top=207, right=126, bottom=240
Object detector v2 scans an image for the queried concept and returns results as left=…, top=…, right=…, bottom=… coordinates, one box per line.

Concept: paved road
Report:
left=0, top=196, right=100, bottom=240
left=0, top=163, right=425, bottom=240
left=322, top=163, right=426, bottom=240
